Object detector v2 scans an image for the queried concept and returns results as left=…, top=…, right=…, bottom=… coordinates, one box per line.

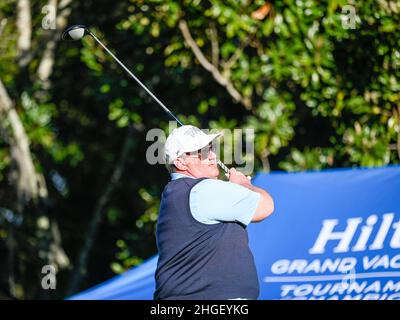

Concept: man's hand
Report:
left=229, top=168, right=251, bottom=186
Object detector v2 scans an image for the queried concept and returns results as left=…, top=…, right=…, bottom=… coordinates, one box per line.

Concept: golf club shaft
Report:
left=87, top=30, right=229, bottom=175
left=88, top=30, right=184, bottom=126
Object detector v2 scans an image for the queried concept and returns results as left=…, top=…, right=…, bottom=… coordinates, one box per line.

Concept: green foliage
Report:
left=119, top=0, right=399, bottom=171
left=0, top=0, right=399, bottom=299
left=111, top=239, right=144, bottom=274
left=280, top=147, right=335, bottom=171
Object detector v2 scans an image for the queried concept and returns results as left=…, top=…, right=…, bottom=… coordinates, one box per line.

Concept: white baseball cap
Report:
left=164, top=125, right=221, bottom=164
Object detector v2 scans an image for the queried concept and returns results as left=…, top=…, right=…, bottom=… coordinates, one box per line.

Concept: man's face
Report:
left=174, top=143, right=219, bottom=179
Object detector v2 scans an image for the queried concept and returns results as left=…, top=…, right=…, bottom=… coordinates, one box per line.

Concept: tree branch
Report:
left=16, top=0, right=32, bottom=67
left=178, top=20, right=252, bottom=110
left=0, top=18, right=7, bottom=37
left=397, top=129, right=400, bottom=161
left=0, top=79, right=41, bottom=209
left=37, top=0, right=74, bottom=88
left=397, top=106, right=400, bottom=161
left=6, top=227, right=16, bottom=298
left=207, top=23, right=219, bottom=67
left=222, top=42, right=246, bottom=72
left=260, top=149, right=271, bottom=172
left=49, top=219, right=70, bottom=269
left=67, top=126, right=135, bottom=295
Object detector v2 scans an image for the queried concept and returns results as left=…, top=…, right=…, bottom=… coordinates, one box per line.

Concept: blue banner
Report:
left=250, top=166, right=400, bottom=300
left=70, top=165, right=400, bottom=300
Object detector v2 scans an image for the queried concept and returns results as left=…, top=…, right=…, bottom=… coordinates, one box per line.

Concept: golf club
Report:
left=62, top=25, right=230, bottom=175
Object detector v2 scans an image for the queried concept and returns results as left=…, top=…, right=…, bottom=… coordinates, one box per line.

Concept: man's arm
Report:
left=229, top=168, right=274, bottom=222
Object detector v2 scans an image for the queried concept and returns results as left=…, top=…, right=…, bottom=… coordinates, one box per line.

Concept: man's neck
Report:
left=173, top=171, right=218, bottom=180
left=174, top=171, right=195, bottom=178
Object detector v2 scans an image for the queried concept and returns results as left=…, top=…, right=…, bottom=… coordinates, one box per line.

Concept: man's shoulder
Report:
left=191, top=178, right=249, bottom=195
left=192, top=178, right=225, bottom=188
left=167, top=176, right=207, bottom=190
left=189, top=178, right=259, bottom=225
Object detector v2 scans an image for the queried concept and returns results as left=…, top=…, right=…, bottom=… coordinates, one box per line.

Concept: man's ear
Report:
left=173, top=157, right=187, bottom=171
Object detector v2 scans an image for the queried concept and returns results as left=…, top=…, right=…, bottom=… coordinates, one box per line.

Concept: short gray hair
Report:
left=165, top=163, right=177, bottom=173
left=165, top=154, right=187, bottom=173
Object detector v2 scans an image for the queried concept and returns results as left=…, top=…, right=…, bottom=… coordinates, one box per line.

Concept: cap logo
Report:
left=184, top=127, right=201, bottom=137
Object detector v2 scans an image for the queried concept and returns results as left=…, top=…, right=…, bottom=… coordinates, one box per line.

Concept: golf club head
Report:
left=62, top=25, right=87, bottom=41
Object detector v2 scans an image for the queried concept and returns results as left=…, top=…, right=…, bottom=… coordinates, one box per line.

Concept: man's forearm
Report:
left=240, top=182, right=271, bottom=199
left=240, top=182, right=275, bottom=221
left=228, top=168, right=274, bottom=221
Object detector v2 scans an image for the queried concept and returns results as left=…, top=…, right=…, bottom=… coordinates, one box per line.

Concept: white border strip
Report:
left=263, top=272, right=400, bottom=283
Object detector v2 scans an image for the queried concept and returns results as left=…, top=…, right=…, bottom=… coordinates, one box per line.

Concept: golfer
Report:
left=154, top=125, right=274, bottom=300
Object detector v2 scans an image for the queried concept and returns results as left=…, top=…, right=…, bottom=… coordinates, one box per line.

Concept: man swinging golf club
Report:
left=154, top=125, right=275, bottom=300
left=61, top=25, right=274, bottom=299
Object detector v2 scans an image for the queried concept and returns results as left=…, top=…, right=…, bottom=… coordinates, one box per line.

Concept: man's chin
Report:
left=210, top=166, right=220, bottom=178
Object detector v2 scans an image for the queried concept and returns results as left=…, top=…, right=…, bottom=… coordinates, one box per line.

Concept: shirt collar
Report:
left=170, top=173, right=194, bottom=181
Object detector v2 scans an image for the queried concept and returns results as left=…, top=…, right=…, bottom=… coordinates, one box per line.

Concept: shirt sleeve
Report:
left=189, top=179, right=261, bottom=226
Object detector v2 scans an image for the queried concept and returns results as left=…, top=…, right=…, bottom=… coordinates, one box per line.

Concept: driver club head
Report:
left=62, top=25, right=87, bottom=41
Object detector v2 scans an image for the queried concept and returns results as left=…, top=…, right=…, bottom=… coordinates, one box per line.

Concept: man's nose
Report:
left=208, top=150, right=217, bottom=160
